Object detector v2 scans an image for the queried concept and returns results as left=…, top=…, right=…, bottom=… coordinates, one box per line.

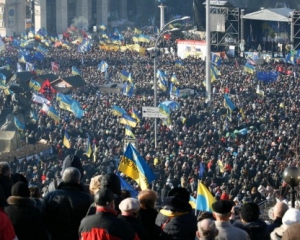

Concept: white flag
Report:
left=41, top=103, right=49, bottom=113
left=32, top=93, right=50, bottom=105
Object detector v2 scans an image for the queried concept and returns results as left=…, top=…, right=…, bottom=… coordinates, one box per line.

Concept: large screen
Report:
left=210, top=14, right=225, bottom=32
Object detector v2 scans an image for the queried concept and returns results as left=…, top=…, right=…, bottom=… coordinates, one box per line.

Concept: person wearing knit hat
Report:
left=118, top=198, right=150, bottom=240
left=4, top=182, right=48, bottom=240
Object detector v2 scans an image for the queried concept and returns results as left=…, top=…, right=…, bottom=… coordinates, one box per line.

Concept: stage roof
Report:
left=243, top=7, right=293, bottom=22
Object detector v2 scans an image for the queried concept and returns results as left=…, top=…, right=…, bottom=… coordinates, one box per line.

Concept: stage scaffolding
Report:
left=203, top=1, right=240, bottom=50
left=293, top=10, right=300, bottom=50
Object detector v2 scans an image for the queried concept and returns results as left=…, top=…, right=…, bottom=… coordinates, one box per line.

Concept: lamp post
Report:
left=153, top=16, right=190, bottom=148
left=283, top=166, right=300, bottom=208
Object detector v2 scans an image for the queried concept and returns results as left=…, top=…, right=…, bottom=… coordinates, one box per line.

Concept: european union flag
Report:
left=118, top=143, right=156, bottom=190
left=34, top=52, right=45, bottom=61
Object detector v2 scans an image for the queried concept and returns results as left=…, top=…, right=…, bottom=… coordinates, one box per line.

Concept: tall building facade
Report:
left=0, top=0, right=130, bottom=36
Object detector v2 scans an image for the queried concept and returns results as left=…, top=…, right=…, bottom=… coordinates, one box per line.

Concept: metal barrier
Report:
left=259, top=197, right=276, bottom=221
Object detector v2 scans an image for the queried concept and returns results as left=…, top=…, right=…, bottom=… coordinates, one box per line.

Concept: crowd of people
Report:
left=0, top=26, right=299, bottom=239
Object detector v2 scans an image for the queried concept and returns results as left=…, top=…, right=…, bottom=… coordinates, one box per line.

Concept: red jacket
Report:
left=0, top=209, right=17, bottom=240
left=79, top=207, right=140, bottom=240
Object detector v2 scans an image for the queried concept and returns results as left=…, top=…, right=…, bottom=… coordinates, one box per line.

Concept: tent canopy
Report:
left=243, top=7, right=293, bottom=22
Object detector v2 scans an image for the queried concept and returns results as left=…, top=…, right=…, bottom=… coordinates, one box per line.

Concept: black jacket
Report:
left=118, top=215, right=150, bottom=240
left=79, top=208, right=137, bottom=240
left=233, top=219, right=270, bottom=240
left=42, top=182, right=92, bottom=240
left=0, top=175, right=13, bottom=199
left=155, top=196, right=197, bottom=240
left=4, top=196, right=48, bottom=240
left=139, top=207, right=159, bottom=239
left=267, top=217, right=282, bottom=234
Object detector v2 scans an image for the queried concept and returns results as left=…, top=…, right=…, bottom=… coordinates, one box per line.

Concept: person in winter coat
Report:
left=155, top=187, right=197, bottom=240
left=118, top=198, right=150, bottom=240
left=0, top=185, right=17, bottom=240
left=47, top=154, right=84, bottom=193
left=233, top=202, right=270, bottom=240
left=0, top=162, right=13, bottom=200
left=86, top=173, right=124, bottom=215
left=270, top=208, right=300, bottom=240
left=4, top=182, right=48, bottom=240
left=79, top=188, right=138, bottom=240
left=42, top=167, right=92, bottom=240
left=138, top=189, right=159, bottom=239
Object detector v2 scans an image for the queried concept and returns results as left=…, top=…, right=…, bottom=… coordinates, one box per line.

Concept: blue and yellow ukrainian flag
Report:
left=112, top=106, right=127, bottom=117
left=120, top=70, right=131, bottom=81
left=125, top=125, right=135, bottom=138
left=57, top=93, right=73, bottom=112
left=175, top=60, right=183, bottom=68
left=138, top=34, right=150, bottom=43
left=169, top=83, right=179, bottom=96
left=134, top=28, right=142, bottom=34
left=98, top=60, right=108, bottom=72
left=63, top=131, right=71, bottom=148
left=85, top=136, right=92, bottom=158
left=122, top=83, right=134, bottom=97
left=118, top=143, right=156, bottom=190
left=71, top=100, right=84, bottom=119
left=0, top=73, right=6, bottom=84
left=244, top=62, right=256, bottom=74
left=170, top=74, right=180, bottom=85
left=30, top=110, right=38, bottom=123
left=131, top=109, right=141, bottom=123
left=48, top=106, right=60, bottom=122
left=71, top=66, right=81, bottom=76
left=14, top=117, right=25, bottom=132
left=189, top=196, right=197, bottom=209
left=158, top=78, right=168, bottom=92
left=224, top=94, right=236, bottom=111
left=36, top=45, right=48, bottom=54
left=29, top=79, right=41, bottom=91
left=196, top=181, right=216, bottom=211
left=0, top=82, right=12, bottom=95
left=211, top=53, right=222, bottom=66
left=120, top=114, right=137, bottom=128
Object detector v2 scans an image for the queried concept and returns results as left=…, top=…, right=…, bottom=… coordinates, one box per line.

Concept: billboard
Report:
left=210, top=14, right=225, bottom=32
left=177, top=40, right=207, bottom=59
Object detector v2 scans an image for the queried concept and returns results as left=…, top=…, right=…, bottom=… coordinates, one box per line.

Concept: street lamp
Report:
left=153, top=17, right=189, bottom=148
left=283, top=166, right=300, bottom=208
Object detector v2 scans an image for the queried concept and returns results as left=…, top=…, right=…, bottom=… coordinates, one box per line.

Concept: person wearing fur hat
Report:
left=118, top=198, right=150, bottom=240
left=4, top=182, right=48, bottom=240
left=155, top=187, right=197, bottom=240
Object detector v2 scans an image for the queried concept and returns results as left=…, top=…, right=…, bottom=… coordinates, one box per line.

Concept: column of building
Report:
left=97, top=0, right=108, bottom=26
left=76, top=0, right=89, bottom=30
left=34, top=0, right=47, bottom=32
left=119, top=0, right=127, bottom=20
left=56, top=0, right=68, bottom=33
